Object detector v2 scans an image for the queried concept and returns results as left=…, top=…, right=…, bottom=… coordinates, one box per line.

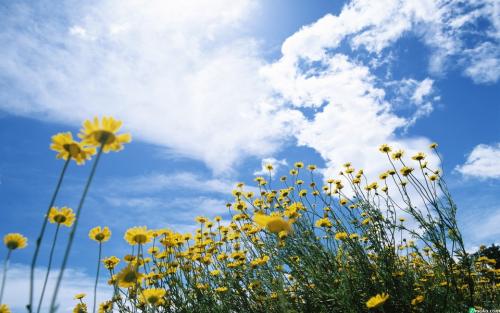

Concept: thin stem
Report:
left=93, top=242, right=102, bottom=313
left=36, top=224, right=60, bottom=313
left=49, top=145, right=104, bottom=313
left=0, top=249, right=12, bottom=304
left=29, top=157, right=70, bottom=312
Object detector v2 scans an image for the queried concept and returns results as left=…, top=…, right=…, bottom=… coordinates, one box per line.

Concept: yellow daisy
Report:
left=140, top=288, right=166, bottom=306
left=88, top=226, right=112, bottom=243
left=3, top=233, right=28, bottom=250
left=48, top=206, right=76, bottom=227
left=0, top=304, right=11, bottom=313
left=50, top=132, right=96, bottom=165
left=253, top=213, right=294, bottom=235
left=116, top=265, right=143, bottom=288
left=124, top=226, right=152, bottom=245
left=78, top=116, right=132, bottom=153
left=74, top=293, right=86, bottom=300
left=102, top=256, right=120, bottom=270
left=72, top=303, right=87, bottom=313
left=366, top=293, right=389, bottom=309
left=98, top=300, right=113, bottom=313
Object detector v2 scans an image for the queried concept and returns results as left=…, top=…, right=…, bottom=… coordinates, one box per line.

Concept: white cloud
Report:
left=107, top=171, right=252, bottom=194
left=0, top=0, right=303, bottom=174
left=463, top=42, right=500, bottom=84
left=254, top=157, right=288, bottom=175
left=456, top=143, right=500, bottom=179
left=0, top=263, right=110, bottom=313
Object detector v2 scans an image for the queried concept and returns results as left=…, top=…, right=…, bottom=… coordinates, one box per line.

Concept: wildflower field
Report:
left=1, top=117, right=499, bottom=313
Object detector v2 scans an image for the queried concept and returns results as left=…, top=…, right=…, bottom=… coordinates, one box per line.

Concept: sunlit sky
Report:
left=1, top=0, right=499, bottom=311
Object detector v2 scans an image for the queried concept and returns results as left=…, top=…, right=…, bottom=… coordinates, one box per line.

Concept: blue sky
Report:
left=0, top=0, right=499, bottom=311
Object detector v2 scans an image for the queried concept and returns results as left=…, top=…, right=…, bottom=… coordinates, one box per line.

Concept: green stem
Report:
left=49, top=145, right=104, bottom=313
left=36, top=224, right=60, bottom=313
left=93, top=242, right=102, bottom=313
left=0, top=249, right=12, bottom=304
left=29, top=157, right=70, bottom=312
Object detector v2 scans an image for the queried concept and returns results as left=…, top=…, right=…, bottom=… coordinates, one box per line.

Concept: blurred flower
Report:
left=3, top=233, right=27, bottom=250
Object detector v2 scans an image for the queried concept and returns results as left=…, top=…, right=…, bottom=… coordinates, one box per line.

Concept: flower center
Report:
left=6, top=240, right=19, bottom=250
left=93, top=130, right=116, bottom=145
left=133, top=234, right=148, bottom=244
left=95, top=233, right=105, bottom=241
left=63, top=143, right=81, bottom=157
left=54, top=215, right=67, bottom=223
left=124, top=271, right=138, bottom=283
left=147, top=296, right=159, bottom=304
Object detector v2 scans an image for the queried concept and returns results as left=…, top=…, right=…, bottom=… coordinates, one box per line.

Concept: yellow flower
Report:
left=78, top=117, right=131, bottom=153
left=379, top=144, right=392, bottom=153
left=335, top=232, right=348, bottom=241
left=3, top=233, right=27, bottom=250
left=366, top=293, right=389, bottom=309
left=102, top=256, right=120, bottom=270
left=140, top=288, right=166, bottom=306
left=294, top=161, right=304, bottom=168
left=195, top=216, right=208, bottom=224
left=73, top=303, right=87, bottom=313
left=411, top=152, right=426, bottom=161
left=215, top=286, right=228, bottom=293
left=391, top=150, right=404, bottom=160
left=89, top=226, right=111, bottom=243
left=400, top=166, right=414, bottom=176
left=315, top=218, right=332, bottom=228
left=50, top=132, right=96, bottom=165
left=429, top=142, right=438, bottom=149
left=74, top=293, right=86, bottom=300
left=116, top=265, right=143, bottom=288
left=411, top=295, right=424, bottom=305
left=124, top=226, right=152, bottom=245
left=48, top=206, right=75, bottom=227
left=98, top=301, right=113, bottom=313
left=0, top=304, right=11, bottom=313
left=253, top=213, right=293, bottom=235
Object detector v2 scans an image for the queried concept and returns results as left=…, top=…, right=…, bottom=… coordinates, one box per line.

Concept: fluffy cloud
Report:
left=0, top=0, right=302, bottom=173
left=0, top=0, right=497, bottom=178
left=0, top=263, right=109, bottom=312
left=456, top=143, right=500, bottom=179
left=254, top=157, right=288, bottom=175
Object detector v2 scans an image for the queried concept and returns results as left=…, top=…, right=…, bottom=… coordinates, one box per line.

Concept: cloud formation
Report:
left=0, top=0, right=497, bottom=178
left=456, top=143, right=500, bottom=179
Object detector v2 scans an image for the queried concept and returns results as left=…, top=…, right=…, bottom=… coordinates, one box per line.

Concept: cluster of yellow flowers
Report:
left=2, top=118, right=499, bottom=312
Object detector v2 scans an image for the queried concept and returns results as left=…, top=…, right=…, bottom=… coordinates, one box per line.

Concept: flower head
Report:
left=366, top=293, right=389, bottom=309
left=3, top=233, right=27, bottom=250
left=79, top=117, right=131, bottom=153
left=0, top=304, right=11, bottom=313
left=89, top=226, right=111, bottom=243
left=253, top=213, right=293, bottom=235
left=51, top=132, right=96, bottom=165
left=48, top=206, right=75, bottom=227
left=124, top=226, right=152, bottom=245
left=102, top=256, right=120, bottom=270
left=74, top=293, right=86, bottom=300
left=140, top=288, right=166, bottom=306
left=73, top=303, right=87, bottom=313
left=98, top=300, right=113, bottom=313
left=116, top=265, right=143, bottom=288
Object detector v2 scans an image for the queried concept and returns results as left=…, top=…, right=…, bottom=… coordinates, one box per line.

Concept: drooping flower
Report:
left=48, top=206, right=76, bottom=227
left=78, top=117, right=131, bottom=153
left=3, top=233, right=27, bottom=250
left=124, top=226, right=152, bottom=245
left=89, top=226, right=112, bottom=243
left=50, top=132, right=96, bottom=165
left=366, top=293, right=389, bottom=309
left=140, top=288, right=166, bottom=306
